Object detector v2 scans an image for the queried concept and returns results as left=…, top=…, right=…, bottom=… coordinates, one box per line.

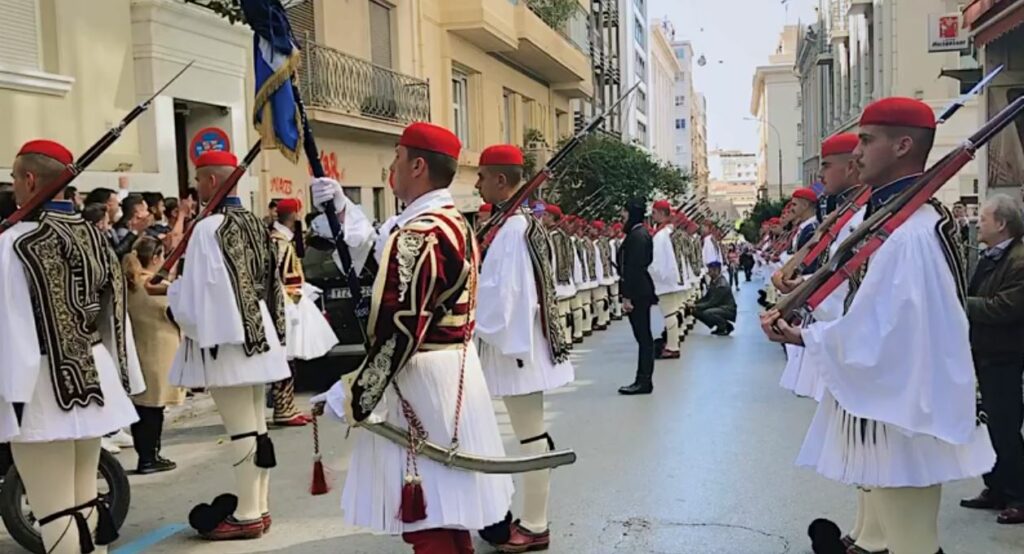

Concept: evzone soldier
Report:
left=762, top=98, right=996, bottom=554
left=591, top=220, right=613, bottom=331
left=700, top=219, right=723, bottom=288
left=476, top=202, right=493, bottom=233
left=474, top=144, right=574, bottom=552
left=0, top=140, right=145, bottom=553
left=777, top=134, right=861, bottom=402
left=268, top=197, right=338, bottom=426
left=572, top=220, right=597, bottom=338
left=670, top=212, right=700, bottom=340
left=567, top=216, right=587, bottom=343
left=315, top=123, right=513, bottom=554
left=773, top=187, right=820, bottom=406
left=541, top=204, right=577, bottom=347
left=169, top=150, right=291, bottom=540
left=606, top=222, right=624, bottom=320
left=649, top=200, right=686, bottom=359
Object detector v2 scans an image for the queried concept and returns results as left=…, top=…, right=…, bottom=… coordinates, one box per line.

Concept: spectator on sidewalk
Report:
left=691, top=261, right=737, bottom=336
left=740, top=246, right=755, bottom=282
left=726, top=244, right=741, bottom=291
left=112, top=194, right=151, bottom=259
left=617, top=199, right=658, bottom=396
left=123, top=236, right=185, bottom=474
left=959, top=194, right=1024, bottom=525
left=143, top=192, right=170, bottom=237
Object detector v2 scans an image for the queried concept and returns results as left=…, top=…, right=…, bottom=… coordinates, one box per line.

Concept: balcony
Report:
left=442, top=0, right=592, bottom=96
left=298, top=41, right=431, bottom=135
left=848, top=0, right=872, bottom=16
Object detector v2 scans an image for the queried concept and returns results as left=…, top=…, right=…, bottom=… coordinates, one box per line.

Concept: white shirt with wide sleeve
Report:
left=476, top=214, right=574, bottom=397
left=795, top=205, right=994, bottom=487
left=649, top=226, right=684, bottom=296
left=168, top=214, right=290, bottom=388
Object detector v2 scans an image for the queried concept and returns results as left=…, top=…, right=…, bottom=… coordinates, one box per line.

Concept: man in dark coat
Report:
left=959, top=194, right=1024, bottom=525
left=618, top=199, right=658, bottom=395
left=691, top=261, right=737, bottom=336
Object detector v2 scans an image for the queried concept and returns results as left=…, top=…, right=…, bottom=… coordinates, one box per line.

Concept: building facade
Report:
left=577, top=0, right=623, bottom=137
left=707, top=180, right=759, bottom=218
left=649, top=18, right=682, bottom=164
left=794, top=21, right=827, bottom=187
left=0, top=0, right=255, bottom=202
left=709, top=149, right=758, bottom=186
left=751, top=25, right=802, bottom=201
left=691, top=91, right=710, bottom=196
left=619, top=0, right=649, bottom=149
left=793, top=0, right=980, bottom=206
left=670, top=39, right=693, bottom=174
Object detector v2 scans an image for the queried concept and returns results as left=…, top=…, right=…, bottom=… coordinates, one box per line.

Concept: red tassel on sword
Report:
left=310, top=410, right=330, bottom=496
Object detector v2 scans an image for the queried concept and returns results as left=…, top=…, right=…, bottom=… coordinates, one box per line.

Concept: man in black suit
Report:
left=618, top=199, right=658, bottom=395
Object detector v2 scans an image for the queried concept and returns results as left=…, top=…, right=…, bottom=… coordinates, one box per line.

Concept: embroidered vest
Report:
left=522, top=214, right=571, bottom=364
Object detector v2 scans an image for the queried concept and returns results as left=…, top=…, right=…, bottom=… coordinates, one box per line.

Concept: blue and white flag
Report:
left=241, top=0, right=303, bottom=162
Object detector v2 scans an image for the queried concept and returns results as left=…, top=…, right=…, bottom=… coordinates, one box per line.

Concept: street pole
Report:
left=777, top=147, right=783, bottom=200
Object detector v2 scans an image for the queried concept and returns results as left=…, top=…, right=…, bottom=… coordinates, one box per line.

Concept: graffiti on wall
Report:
left=308, top=150, right=346, bottom=181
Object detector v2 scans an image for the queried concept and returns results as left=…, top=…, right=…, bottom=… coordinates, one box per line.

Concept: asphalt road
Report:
left=2, top=281, right=1022, bottom=553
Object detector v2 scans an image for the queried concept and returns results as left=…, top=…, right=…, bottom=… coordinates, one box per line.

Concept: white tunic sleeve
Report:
left=649, top=230, right=680, bottom=294
left=475, top=216, right=537, bottom=359
left=0, top=225, right=43, bottom=404
left=803, top=207, right=977, bottom=445
left=167, top=215, right=246, bottom=348
left=572, top=240, right=584, bottom=285
left=593, top=241, right=605, bottom=282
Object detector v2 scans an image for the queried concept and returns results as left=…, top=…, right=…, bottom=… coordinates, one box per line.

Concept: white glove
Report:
left=310, top=177, right=346, bottom=213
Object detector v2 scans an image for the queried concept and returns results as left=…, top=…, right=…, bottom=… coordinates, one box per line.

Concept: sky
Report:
left=649, top=0, right=819, bottom=154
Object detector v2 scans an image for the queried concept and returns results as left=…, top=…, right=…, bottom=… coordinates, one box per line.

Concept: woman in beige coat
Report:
left=124, top=236, right=185, bottom=474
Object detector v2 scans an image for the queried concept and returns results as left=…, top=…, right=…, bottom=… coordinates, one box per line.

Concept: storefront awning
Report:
left=964, top=0, right=1024, bottom=47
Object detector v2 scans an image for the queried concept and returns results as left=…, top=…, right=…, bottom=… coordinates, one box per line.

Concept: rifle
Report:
left=478, top=82, right=641, bottom=249
left=1, top=62, right=193, bottom=234
left=153, top=141, right=263, bottom=283
left=776, top=185, right=870, bottom=280
left=777, top=92, right=1024, bottom=322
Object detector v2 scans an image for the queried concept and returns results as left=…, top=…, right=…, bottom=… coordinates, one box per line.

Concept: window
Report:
left=452, top=69, right=470, bottom=146
left=368, top=1, right=393, bottom=68
left=634, top=0, right=645, bottom=10
left=373, top=187, right=385, bottom=223
left=1, top=0, right=41, bottom=71
left=675, top=95, right=685, bottom=106
left=637, top=90, right=646, bottom=114
left=635, top=53, right=646, bottom=79
left=674, top=47, right=686, bottom=60
left=502, top=90, right=514, bottom=144
left=343, top=187, right=362, bottom=206
left=675, top=118, right=687, bottom=130
left=634, top=17, right=646, bottom=47
left=637, top=122, right=648, bottom=144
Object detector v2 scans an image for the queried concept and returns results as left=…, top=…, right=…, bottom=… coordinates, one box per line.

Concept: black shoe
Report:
left=960, top=488, right=1007, bottom=510
left=618, top=383, right=653, bottom=395
left=712, top=323, right=734, bottom=336
left=137, top=456, right=177, bottom=475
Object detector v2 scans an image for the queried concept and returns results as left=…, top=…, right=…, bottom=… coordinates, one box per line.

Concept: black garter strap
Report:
left=37, top=496, right=118, bottom=553
left=520, top=432, right=555, bottom=451
left=229, top=431, right=277, bottom=469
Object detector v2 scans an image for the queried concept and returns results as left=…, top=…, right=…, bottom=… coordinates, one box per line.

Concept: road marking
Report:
left=112, top=523, right=187, bottom=554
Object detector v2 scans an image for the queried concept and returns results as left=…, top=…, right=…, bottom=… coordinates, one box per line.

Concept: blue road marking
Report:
left=112, top=523, right=187, bottom=554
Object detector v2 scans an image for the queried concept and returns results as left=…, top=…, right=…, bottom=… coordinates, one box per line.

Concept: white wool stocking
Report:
left=504, top=392, right=551, bottom=534
left=874, top=485, right=941, bottom=554
left=854, top=488, right=887, bottom=553
left=12, top=438, right=104, bottom=554
left=210, top=385, right=267, bottom=522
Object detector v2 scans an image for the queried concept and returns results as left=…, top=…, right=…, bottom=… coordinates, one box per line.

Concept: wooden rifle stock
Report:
left=151, top=141, right=262, bottom=284
left=1, top=62, right=193, bottom=235
left=776, top=92, right=1024, bottom=321
left=777, top=185, right=870, bottom=280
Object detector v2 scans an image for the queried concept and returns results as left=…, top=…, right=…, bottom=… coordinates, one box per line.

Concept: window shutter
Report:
left=368, top=1, right=393, bottom=68
left=286, top=1, right=316, bottom=44
left=0, top=0, right=41, bottom=71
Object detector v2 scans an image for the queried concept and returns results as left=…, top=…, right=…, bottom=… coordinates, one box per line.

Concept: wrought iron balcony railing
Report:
left=298, top=40, right=430, bottom=125
left=523, top=1, right=592, bottom=54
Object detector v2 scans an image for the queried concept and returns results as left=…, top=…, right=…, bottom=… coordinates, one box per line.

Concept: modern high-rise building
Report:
left=670, top=39, right=693, bottom=174
left=618, top=0, right=650, bottom=149
left=650, top=18, right=683, bottom=164
left=576, top=0, right=623, bottom=137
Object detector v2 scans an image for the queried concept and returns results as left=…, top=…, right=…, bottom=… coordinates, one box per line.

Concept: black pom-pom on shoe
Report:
left=188, top=494, right=238, bottom=534
left=808, top=518, right=846, bottom=554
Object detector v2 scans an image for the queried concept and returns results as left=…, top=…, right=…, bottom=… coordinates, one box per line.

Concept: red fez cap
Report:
left=859, top=97, right=936, bottom=130
left=791, top=188, right=818, bottom=204
left=821, top=133, right=859, bottom=157
left=652, top=199, right=671, bottom=211
left=593, top=220, right=606, bottom=230
left=399, top=122, right=461, bottom=159
left=768, top=217, right=781, bottom=224
left=277, top=198, right=302, bottom=214
left=18, top=139, right=73, bottom=165
left=479, top=203, right=493, bottom=214
left=479, top=144, right=524, bottom=166
left=612, top=222, right=623, bottom=230
left=544, top=204, right=563, bottom=218
left=196, top=150, right=238, bottom=168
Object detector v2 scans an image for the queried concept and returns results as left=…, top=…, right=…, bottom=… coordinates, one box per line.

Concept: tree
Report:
left=544, top=135, right=690, bottom=222
left=738, top=197, right=788, bottom=242
left=182, top=0, right=245, bottom=23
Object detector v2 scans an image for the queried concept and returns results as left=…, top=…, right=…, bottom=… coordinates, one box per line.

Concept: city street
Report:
left=3, top=283, right=1021, bottom=554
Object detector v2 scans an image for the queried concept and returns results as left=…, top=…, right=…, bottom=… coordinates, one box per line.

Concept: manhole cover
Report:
left=606, top=518, right=791, bottom=554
